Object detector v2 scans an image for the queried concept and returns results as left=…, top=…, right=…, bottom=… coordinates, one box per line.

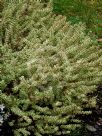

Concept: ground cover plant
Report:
left=53, top=0, right=102, bottom=41
left=0, top=0, right=102, bottom=136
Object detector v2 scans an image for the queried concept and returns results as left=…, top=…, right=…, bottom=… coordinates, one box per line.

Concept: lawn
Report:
left=53, top=0, right=102, bottom=43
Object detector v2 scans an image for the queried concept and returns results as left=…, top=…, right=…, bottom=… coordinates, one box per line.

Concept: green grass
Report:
left=53, top=0, right=102, bottom=40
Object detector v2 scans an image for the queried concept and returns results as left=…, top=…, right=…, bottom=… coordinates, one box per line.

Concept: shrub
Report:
left=0, top=0, right=102, bottom=135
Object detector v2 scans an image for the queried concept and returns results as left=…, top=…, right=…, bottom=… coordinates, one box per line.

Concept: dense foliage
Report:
left=0, top=0, right=102, bottom=135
